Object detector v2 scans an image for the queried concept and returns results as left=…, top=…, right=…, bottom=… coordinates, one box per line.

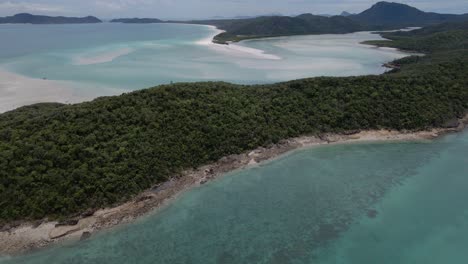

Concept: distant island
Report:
left=110, top=18, right=163, bottom=24
left=109, top=1, right=468, bottom=44
left=195, top=1, right=468, bottom=43
left=0, top=13, right=102, bottom=24
left=350, top=1, right=468, bottom=27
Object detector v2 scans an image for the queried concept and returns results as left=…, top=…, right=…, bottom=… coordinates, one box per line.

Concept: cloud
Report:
left=0, top=0, right=466, bottom=18
left=0, top=1, right=65, bottom=15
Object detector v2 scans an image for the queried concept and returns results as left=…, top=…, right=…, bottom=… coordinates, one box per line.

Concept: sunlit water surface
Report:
left=1, top=131, right=467, bottom=264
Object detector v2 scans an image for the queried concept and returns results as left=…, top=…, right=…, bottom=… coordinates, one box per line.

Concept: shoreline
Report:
left=1, top=114, right=467, bottom=256
left=211, top=26, right=419, bottom=45
left=198, top=25, right=281, bottom=60
left=0, top=69, right=93, bottom=114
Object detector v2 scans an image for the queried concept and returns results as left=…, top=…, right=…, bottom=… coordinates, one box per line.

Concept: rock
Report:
left=200, top=179, right=208, bottom=185
left=135, top=195, right=154, bottom=203
left=50, top=227, right=80, bottom=239
left=55, top=219, right=79, bottom=227
left=0, top=222, right=21, bottom=232
left=204, top=168, right=214, bottom=175
left=367, top=209, right=378, bottom=219
left=442, top=118, right=459, bottom=128
left=383, top=62, right=400, bottom=69
left=343, top=129, right=361, bottom=135
left=32, top=220, right=43, bottom=228
left=81, top=209, right=96, bottom=218
left=80, top=232, right=92, bottom=241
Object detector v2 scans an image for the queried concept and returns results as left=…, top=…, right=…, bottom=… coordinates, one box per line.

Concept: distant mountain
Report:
left=110, top=18, right=163, bottom=24
left=317, top=14, right=334, bottom=18
left=340, top=11, right=354, bottom=17
left=350, top=1, right=468, bottom=27
left=184, top=2, right=468, bottom=43
left=0, top=13, right=102, bottom=24
left=182, top=14, right=364, bottom=43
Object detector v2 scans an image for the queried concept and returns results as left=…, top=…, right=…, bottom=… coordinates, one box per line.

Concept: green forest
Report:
left=183, top=2, right=468, bottom=44
left=0, top=21, right=467, bottom=224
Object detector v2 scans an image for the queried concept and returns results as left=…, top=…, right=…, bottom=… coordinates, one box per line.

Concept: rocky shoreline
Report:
left=1, top=114, right=467, bottom=256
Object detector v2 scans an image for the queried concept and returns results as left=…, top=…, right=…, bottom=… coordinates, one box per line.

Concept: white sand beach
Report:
left=0, top=70, right=92, bottom=113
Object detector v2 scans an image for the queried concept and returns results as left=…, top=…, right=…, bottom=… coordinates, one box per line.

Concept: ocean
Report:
left=0, top=23, right=409, bottom=112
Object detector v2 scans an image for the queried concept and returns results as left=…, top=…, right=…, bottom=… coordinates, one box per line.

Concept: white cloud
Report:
left=0, top=1, right=65, bottom=15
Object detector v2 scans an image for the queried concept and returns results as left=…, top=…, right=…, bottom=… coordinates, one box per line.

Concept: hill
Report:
left=0, top=22, right=467, bottom=223
left=364, top=20, right=468, bottom=52
left=110, top=18, right=163, bottom=23
left=184, top=14, right=364, bottom=44
left=181, top=2, right=468, bottom=43
left=350, top=1, right=468, bottom=28
left=0, top=13, right=102, bottom=24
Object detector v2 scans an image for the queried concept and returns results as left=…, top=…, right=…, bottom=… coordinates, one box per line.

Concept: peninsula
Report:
left=110, top=2, right=468, bottom=44
left=0, top=13, right=102, bottom=24
left=0, top=19, right=467, bottom=253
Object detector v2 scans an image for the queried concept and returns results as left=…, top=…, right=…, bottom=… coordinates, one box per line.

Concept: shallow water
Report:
left=0, top=23, right=410, bottom=112
left=2, top=131, right=467, bottom=264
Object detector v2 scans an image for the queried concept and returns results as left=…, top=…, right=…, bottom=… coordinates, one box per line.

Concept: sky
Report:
left=0, top=0, right=467, bottom=19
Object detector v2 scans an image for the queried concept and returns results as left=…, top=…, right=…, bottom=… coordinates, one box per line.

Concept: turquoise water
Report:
left=2, top=131, right=467, bottom=263
left=0, top=23, right=411, bottom=112
left=0, top=23, right=409, bottom=91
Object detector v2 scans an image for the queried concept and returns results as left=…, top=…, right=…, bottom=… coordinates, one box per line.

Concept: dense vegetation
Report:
left=0, top=13, right=102, bottom=24
left=183, top=14, right=365, bottom=44
left=108, top=2, right=468, bottom=44
left=350, top=1, right=468, bottom=28
left=0, top=21, right=467, bottom=224
left=364, top=21, right=468, bottom=53
left=181, top=1, right=468, bottom=43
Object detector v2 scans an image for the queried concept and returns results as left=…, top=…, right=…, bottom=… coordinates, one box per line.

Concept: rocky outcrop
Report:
left=442, top=118, right=460, bottom=128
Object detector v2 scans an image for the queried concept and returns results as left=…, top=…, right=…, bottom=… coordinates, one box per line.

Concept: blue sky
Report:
left=0, top=0, right=467, bottom=19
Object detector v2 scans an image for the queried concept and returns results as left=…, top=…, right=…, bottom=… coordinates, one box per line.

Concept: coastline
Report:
left=198, top=25, right=281, bottom=60
left=0, top=69, right=94, bottom=114
left=1, top=114, right=467, bottom=256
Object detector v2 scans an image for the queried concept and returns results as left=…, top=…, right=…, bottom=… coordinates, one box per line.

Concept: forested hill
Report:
left=181, top=15, right=365, bottom=44
left=0, top=13, right=102, bottom=24
left=180, top=1, right=468, bottom=44
left=364, top=20, right=468, bottom=53
left=349, top=2, right=468, bottom=28
left=0, top=23, right=467, bottom=224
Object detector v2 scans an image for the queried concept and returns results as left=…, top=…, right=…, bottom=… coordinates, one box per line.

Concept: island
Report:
left=0, top=13, right=102, bottom=24
left=0, top=17, right=467, bottom=253
left=0, top=0, right=468, bottom=252
left=202, top=1, right=468, bottom=43
left=109, top=2, right=468, bottom=44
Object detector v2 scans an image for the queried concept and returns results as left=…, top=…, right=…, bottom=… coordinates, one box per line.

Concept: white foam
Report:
left=218, top=43, right=282, bottom=60
left=195, top=25, right=225, bottom=46
left=73, top=47, right=134, bottom=65
left=197, top=25, right=281, bottom=60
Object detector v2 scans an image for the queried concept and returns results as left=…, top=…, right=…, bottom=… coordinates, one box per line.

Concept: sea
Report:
left=0, top=22, right=409, bottom=112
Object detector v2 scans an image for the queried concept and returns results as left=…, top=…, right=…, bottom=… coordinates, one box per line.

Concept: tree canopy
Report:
left=0, top=22, right=467, bottom=223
